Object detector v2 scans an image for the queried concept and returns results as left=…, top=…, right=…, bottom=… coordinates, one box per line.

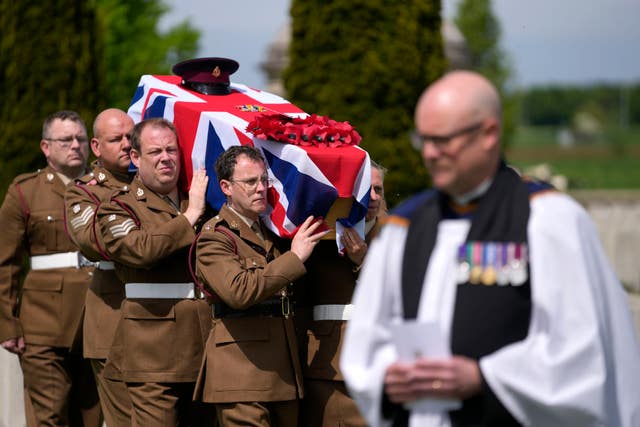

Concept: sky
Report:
left=160, top=0, right=640, bottom=90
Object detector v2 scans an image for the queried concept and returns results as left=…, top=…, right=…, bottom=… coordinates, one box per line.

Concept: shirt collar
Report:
left=452, top=177, right=493, bottom=206
left=227, top=205, right=259, bottom=228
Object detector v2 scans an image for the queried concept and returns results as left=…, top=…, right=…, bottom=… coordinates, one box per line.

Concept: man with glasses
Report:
left=193, top=145, right=327, bottom=426
left=341, top=71, right=640, bottom=426
left=65, top=108, right=135, bottom=426
left=0, top=110, right=102, bottom=426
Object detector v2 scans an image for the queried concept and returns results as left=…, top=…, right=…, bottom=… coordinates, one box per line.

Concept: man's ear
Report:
left=40, top=140, right=50, bottom=158
left=220, top=180, right=232, bottom=197
left=130, top=149, right=141, bottom=168
left=90, top=138, right=101, bottom=158
left=481, top=119, right=501, bottom=151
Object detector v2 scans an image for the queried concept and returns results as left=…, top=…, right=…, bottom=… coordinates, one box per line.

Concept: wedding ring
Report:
left=432, top=380, right=442, bottom=390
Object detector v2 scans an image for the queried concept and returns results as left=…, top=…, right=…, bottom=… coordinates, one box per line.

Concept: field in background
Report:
left=506, top=125, right=640, bottom=189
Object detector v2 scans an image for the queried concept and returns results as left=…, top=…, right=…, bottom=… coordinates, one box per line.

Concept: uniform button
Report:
left=47, top=215, right=54, bottom=221
left=252, top=261, right=257, bottom=266
left=123, top=185, right=128, bottom=191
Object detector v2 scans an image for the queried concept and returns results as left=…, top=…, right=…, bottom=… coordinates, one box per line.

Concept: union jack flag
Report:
left=128, top=75, right=371, bottom=240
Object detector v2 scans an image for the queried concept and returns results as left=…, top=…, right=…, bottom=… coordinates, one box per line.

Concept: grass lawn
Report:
left=505, top=126, right=640, bottom=189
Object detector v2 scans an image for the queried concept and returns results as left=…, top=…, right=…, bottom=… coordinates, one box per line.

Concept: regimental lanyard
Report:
left=456, top=242, right=528, bottom=287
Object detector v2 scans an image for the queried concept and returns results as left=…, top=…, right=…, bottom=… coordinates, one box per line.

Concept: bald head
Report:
left=91, top=108, right=134, bottom=174
left=414, top=71, right=502, bottom=197
left=415, top=71, right=501, bottom=130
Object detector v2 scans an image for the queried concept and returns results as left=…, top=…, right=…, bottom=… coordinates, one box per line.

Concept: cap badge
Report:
left=212, top=66, right=221, bottom=78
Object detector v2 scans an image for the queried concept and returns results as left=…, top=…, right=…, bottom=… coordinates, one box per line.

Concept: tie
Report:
left=163, top=196, right=180, bottom=213
left=251, top=221, right=265, bottom=243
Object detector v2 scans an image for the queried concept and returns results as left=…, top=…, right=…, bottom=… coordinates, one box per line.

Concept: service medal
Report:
left=469, top=242, right=482, bottom=284
left=509, top=243, right=529, bottom=286
left=481, top=267, right=496, bottom=286
left=469, top=266, right=483, bottom=284
left=496, top=243, right=509, bottom=286
left=456, top=244, right=470, bottom=284
left=481, top=242, right=497, bottom=286
left=510, top=261, right=527, bottom=286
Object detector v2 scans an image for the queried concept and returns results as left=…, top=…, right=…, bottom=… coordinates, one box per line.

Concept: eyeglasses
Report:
left=230, top=175, right=273, bottom=191
left=410, top=122, right=483, bottom=151
left=45, top=135, right=89, bottom=148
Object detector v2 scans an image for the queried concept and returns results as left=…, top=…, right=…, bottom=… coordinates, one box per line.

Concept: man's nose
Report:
left=422, top=141, right=440, bottom=159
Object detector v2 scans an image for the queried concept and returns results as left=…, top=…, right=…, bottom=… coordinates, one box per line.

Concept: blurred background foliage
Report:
left=284, top=0, right=446, bottom=205
left=0, top=0, right=198, bottom=195
left=0, top=0, right=638, bottom=205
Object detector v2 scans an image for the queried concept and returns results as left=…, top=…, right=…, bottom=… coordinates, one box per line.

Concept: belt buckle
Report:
left=77, top=253, right=97, bottom=268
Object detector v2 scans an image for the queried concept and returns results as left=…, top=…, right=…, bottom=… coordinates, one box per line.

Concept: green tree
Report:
left=284, top=0, right=446, bottom=206
left=454, top=0, right=519, bottom=146
left=95, top=0, right=200, bottom=110
left=0, top=1, right=106, bottom=195
left=0, top=0, right=200, bottom=196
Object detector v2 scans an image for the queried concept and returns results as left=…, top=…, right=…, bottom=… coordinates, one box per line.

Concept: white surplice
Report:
left=341, top=191, right=640, bottom=427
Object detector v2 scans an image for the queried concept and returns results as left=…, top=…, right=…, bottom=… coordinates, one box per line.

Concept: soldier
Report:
left=65, top=108, right=135, bottom=426
left=95, top=117, right=211, bottom=426
left=0, top=110, right=101, bottom=426
left=298, top=160, right=387, bottom=427
left=194, top=145, right=327, bottom=426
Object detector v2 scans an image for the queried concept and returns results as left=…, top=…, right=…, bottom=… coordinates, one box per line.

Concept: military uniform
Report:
left=95, top=175, right=211, bottom=426
left=194, top=204, right=306, bottom=427
left=0, top=166, right=101, bottom=427
left=297, top=219, right=382, bottom=427
left=65, top=163, right=133, bottom=427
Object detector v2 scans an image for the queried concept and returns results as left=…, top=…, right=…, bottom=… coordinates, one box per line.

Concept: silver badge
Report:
left=108, top=214, right=116, bottom=222
left=98, top=172, right=106, bottom=181
left=136, top=188, right=144, bottom=197
left=72, top=204, right=81, bottom=214
left=46, top=173, right=54, bottom=181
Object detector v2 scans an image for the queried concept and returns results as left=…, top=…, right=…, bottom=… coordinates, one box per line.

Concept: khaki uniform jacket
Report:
left=95, top=176, right=210, bottom=383
left=65, top=164, right=131, bottom=359
left=193, top=205, right=306, bottom=403
left=298, top=219, right=382, bottom=381
left=0, top=166, right=93, bottom=347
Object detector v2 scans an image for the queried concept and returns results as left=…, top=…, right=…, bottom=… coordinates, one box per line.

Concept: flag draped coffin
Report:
left=128, top=75, right=370, bottom=238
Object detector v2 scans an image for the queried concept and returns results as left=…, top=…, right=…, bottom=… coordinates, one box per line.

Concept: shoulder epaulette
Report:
left=202, top=214, right=226, bottom=232
left=523, top=176, right=557, bottom=199
left=75, top=172, right=96, bottom=185
left=12, top=169, right=41, bottom=185
left=384, top=190, right=437, bottom=227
